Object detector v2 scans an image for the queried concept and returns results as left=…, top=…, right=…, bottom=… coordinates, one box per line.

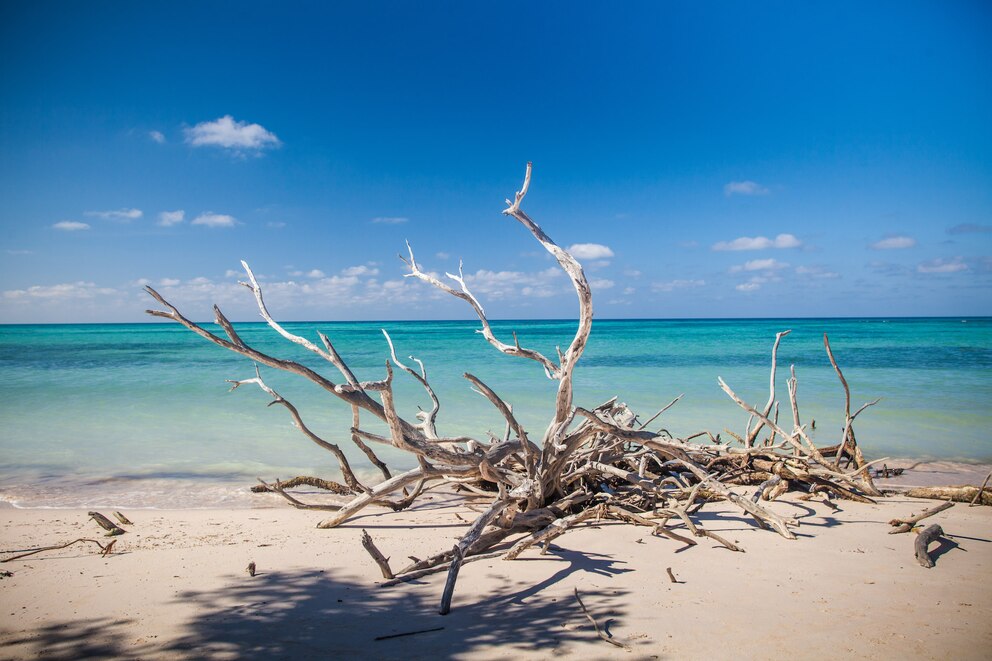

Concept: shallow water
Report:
left=0, top=317, right=989, bottom=507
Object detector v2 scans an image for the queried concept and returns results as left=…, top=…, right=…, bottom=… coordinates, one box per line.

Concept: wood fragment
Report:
left=666, top=567, right=679, bottom=583
left=915, top=524, right=944, bottom=568
left=906, top=486, right=992, bottom=506
left=247, top=561, right=256, bottom=577
left=250, top=475, right=353, bottom=495
left=574, top=588, right=628, bottom=650
left=2, top=538, right=116, bottom=563
left=113, top=511, right=133, bottom=526
left=380, top=551, right=504, bottom=587
left=88, top=511, right=126, bottom=536
left=888, top=500, right=954, bottom=534
left=361, top=529, right=394, bottom=579
left=971, top=471, right=992, bottom=507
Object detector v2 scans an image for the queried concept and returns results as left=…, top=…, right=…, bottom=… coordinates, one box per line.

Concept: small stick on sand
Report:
left=361, top=529, right=394, bottom=579
left=113, top=512, right=134, bottom=526
left=2, top=538, right=116, bottom=563
left=888, top=500, right=954, bottom=534
left=574, top=588, right=628, bottom=650
left=666, top=567, right=679, bottom=584
left=374, top=627, right=445, bottom=641
left=971, top=471, right=992, bottom=507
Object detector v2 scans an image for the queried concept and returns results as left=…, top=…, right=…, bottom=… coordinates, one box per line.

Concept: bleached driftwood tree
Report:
left=146, top=163, right=882, bottom=613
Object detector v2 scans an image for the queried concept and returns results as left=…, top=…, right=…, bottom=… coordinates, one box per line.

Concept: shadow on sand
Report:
left=3, top=548, right=642, bottom=660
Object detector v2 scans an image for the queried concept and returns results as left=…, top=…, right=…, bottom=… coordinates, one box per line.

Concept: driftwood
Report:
left=1, top=538, right=117, bottom=563
left=361, top=529, right=394, bottom=579
left=888, top=501, right=954, bottom=534
left=113, top=511, right=134, bottom=526
left=971, top=471, right=992, bottom=506
left=574, top=588, right=628, bottom=650
left=88, top=511, right=126, bottom=536
left=915, top=524, right=944, bottom=568
left=906, top=486, right=992, bottom=506
left=250, top=475, right=352, bottom=495
left=146, top=163, right=883, bottom=613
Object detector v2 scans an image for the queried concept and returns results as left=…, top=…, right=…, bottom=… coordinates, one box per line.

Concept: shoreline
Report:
left=1, top=474, right=990, bottom=659
left=3, top=458, right=990, bottom=511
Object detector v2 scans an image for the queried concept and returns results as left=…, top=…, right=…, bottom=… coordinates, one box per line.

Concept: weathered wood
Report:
left=915, top=524, right=944, bottom=568
left=361, top=529, right=394, bottom=579
left=113, top=511, right=134, bottom=526
left=574, top=588, right=628, bottom=650
left=906, top=486, right=992, bottom=506
left=971, top=471, right=992, bottom=507
left=251, top=475, right=353, bottom=495
left=2, top=538, right=116, bottom=563
left=889, top=500, right=954, bottom=534
left=88, top=511, right=125, bottom=537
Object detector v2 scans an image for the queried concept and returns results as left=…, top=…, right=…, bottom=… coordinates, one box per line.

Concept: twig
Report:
left=574, top=588, right=628, bottom=650
left=971, top=471, right=992, bottom=507
left=113, top=512, right=134, bottom=526
left=888, top=500, right=954, bottom=534
left=361, top=529, right=394, bottom=579
left=666, top=567, right=679, bottom=584
left=2, top=538, right=116, bottom=563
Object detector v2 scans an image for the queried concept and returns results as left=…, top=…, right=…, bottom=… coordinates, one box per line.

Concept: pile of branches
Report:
left=146, top=163, right=882, bottom=613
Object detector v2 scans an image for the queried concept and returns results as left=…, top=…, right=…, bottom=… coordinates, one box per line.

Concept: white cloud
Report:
left=184, top=115, right=281, bottom=150
left=917, top=257, right=968, bottom=274
left=159, top=278, right=181, bottom=286
left=224, top=269, right=242, bottom=278
left=191, top=212, right=237, bottom=228
left=736, top=282, right=761, bottom=292
left=307, top=269, right=326, bottom=278
left=731, top=258, right=789, bottom=272
left=465, top=267, right=563, bottom=299
left=6, top=249, right=34, bottom=255
left=342, top=265, right=380, bottom=277
left=712, top=233, right=801, bottom=251
left=724, top=181, right=769, bottom=196
left=149, top=130, right=166, bottom=144
left=3, top=281, right=118, bottom=300
left=266, top=221, right=286, bottom=229
left=435, top=252, right=450, bottom=260
left=566, top=243, right=615, bottom=260
left=590, top=278, right=615, bottom=290
left=795, top=265, right=840, bottom=279
left=53, top=221, right=90, bottom=231
left=188, top=277, right=212, bottom=285
left=85, top=208, right=143, bottom=221
left=652, top=279, right=705, bottom=292
left=158, top=210, right=185, bottom=227
left=870, top=235, right=916, bottom=250
left=371, top=216, right=408, bottom=225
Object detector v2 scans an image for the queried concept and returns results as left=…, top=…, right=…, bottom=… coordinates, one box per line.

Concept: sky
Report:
left=1, top=2, right=990, bottom=323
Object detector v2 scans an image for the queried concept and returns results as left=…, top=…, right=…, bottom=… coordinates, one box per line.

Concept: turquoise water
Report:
left=0, top=318, right=989, bottom=507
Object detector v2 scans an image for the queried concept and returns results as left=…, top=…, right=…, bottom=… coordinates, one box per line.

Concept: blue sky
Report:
left=1, top=2, right=990, bottom=323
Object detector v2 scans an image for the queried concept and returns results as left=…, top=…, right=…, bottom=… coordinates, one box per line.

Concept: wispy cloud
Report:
left=266, top=221, right=286, bottom=229
left=712, top=234, right=801, bottom=251
left=465, top=267, right=564, bottom=299
left=158, top=210, right=185, bottom=227
left=870, top=235, right=916, bottom=250
left=149, top=130, right=166, bottom=144
left=731, top=258, right=789, bottom=272
left=947, top=223, right=992, bottom=235
left=342, top=265, right=380, bottom=277
left=566, top=243, right=615, bottom=260
left=590, top=278, right=615, bottom=291
left=184, top=115, right=281, bottom=151
left=917, top=257, right=967, bottom=274
left=724, top=180, right=769, bottom=196
left=652, top=279, right=705, bottom=292
left=795, top=265, right=840, bottom=279
left=191, top=212, right=237, bottom=228
left=371, top=216, right=408, bottom=225
left=3, top=281, right=119, bottom=300
left=85, top=208, right=142, bottom=221
left=6, top=249, right=34, bottom=255
left=53, top=221, right=90, bottom=231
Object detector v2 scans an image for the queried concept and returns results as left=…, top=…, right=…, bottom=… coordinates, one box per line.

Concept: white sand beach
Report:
left=2, top=466, right=990, bottom=660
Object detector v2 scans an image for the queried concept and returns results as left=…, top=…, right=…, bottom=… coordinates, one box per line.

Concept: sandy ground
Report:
left=1, top=472, right=990, bottom=660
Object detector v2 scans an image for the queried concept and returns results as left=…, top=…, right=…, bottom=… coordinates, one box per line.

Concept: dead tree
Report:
left=145, top=163, right=881, bottom=613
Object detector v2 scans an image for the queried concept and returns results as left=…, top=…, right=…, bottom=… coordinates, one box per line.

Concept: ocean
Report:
left=0, top=317, right=989, bottom=508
